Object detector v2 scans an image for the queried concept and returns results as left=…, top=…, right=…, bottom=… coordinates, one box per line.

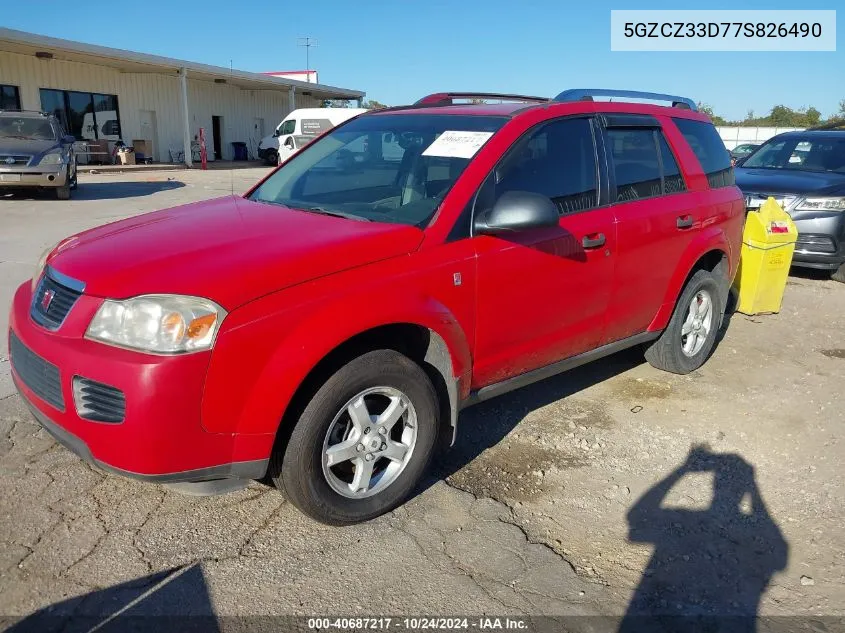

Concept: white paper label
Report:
left=422, top=131, right=494, bottom=159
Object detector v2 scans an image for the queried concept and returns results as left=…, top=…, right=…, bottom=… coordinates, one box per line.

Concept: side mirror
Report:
left=383, top=132, right=394, bottom=143
left=273, top=129, right=281, bottom=138
left=62, top=135, right=76, bottom=144
left=474, top=191, right=559, bottom=235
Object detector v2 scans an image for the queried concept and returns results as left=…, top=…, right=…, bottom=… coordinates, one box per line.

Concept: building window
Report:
left=39, top=89, right=122, bottom=141
left=1, top=85, right=21, bottom=110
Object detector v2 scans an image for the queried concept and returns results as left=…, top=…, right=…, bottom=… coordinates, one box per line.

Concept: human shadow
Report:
left=619, top=445, right=788, bottom=633
left=4, top=563, right=220, bottom=633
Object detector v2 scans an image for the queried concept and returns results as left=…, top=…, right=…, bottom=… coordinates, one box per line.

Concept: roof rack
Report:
left=554, top=89, right=697, bottom=111
left=415, top=92, right=550, bottom=106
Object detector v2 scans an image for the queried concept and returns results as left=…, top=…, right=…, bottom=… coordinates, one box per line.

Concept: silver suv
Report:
left=0, top=110, right=78, bottom=200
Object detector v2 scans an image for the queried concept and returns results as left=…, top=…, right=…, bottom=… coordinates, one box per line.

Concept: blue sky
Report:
left=3, top=0, right=842, bottom=120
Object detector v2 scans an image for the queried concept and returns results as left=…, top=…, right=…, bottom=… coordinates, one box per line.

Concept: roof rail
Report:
left=415, top=92, right=549, bottom=106
left=808, top=119, right=845, bottom=131
left=554, top=89, right=697, bottom=112
left=0, top=109, right=50, bottom=116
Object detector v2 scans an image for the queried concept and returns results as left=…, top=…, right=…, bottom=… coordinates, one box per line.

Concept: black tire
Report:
left=645, top=269, right=724, bottom=375
left=272, top=349, right=440, bottom=525
left=55, top=185, right=71, bottom=200
left=69, top=162, right=78, bottom=190
left=832, top=262, right=845, bottom=284
left=265, top=149, right=277, bottom=166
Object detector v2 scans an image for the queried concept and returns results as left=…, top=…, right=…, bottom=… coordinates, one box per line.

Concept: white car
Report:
left=258, top=108, right=367, bottom=165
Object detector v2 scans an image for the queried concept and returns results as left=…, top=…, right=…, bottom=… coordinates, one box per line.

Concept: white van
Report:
left=258, top=107, right=368, bottom=165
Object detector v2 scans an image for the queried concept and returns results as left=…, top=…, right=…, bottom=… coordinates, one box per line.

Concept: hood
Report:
left=735, top=168, right=845, bottom=197
left=258, top=134, right=279, bottom=150
left=0, top=138, right=58, bottom=158
left=47, top=196, right=424, bottom=309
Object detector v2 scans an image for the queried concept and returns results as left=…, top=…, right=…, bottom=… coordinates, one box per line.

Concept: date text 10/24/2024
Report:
left=307, top=617, right=528, bottom=630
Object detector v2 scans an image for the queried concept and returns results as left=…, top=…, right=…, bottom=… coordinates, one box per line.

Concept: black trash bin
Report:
left=231, top=142, right=248, bottom=161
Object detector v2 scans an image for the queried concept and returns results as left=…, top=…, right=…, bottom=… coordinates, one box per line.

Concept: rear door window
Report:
left=606, top=129, right=688, bottom=201
left=607, top=129, right=662, bottom=202
left=673, top=118, right=734, bottom=188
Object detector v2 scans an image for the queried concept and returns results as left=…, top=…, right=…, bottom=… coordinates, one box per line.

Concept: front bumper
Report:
left=791, top=212, right=845, bottom=271
left=0, top=164, right=68, bottom=188
left=8, top=281, right=270, bottom=483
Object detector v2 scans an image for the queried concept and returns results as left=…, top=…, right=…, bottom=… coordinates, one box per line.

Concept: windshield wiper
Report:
left=293, top=205, right=372, bottom=222
left=254, top=198, right=372, bottom=222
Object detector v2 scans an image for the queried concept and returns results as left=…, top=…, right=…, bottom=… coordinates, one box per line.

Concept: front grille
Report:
left=796, top=233, right=837, bottom=254
left=744, top=192, right=798, bottom=211
left=31, top=273, right=82, bottom=330
left=9, top=331, right=64, bottom=411
left=72, top=377, right=126, bottom=423
left=0, top=154, right=31, bottom=166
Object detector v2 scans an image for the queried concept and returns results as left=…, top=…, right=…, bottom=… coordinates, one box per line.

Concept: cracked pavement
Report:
left=1, top=170, right=844, bottom=626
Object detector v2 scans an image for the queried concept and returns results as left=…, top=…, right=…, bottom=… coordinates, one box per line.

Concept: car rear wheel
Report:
left=645, top=269, right=724, bottom=375
left=832, top=262, right=845, bottom=284
left=272, top=349, right=439, bottom=525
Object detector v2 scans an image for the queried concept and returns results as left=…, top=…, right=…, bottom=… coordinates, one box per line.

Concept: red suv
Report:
left=9, top=90, right=744, bottom=524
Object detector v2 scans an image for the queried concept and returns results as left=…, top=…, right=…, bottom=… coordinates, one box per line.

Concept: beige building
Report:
left=0, top=28, right=364, bottom=164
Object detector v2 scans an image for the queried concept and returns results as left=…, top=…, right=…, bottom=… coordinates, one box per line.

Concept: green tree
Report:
left=696, top=103, right=728, bottom=125
left=362, top=99, right=388, bottom=110
left=805, top=107, right=822, bottom=126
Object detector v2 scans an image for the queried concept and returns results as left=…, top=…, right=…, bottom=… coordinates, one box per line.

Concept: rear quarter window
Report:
left=673, top=118, right=734, bottom=188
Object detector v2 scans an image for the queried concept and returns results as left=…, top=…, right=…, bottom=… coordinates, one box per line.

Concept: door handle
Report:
left=676, top=215, right=694, bottom=229
left=581, top=233, right=606, bottom=249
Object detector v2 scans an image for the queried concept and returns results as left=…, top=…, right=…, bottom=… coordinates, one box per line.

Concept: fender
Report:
left=648, top=226, right=730, bottom=331
left=202, top=289, right=472, bottom=437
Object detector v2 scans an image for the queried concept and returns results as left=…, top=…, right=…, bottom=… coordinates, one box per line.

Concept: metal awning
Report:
left=0, top=28, right=365, bottom=101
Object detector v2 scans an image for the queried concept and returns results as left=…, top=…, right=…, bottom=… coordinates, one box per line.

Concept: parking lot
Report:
left=1, top=170, right=844, bottom=626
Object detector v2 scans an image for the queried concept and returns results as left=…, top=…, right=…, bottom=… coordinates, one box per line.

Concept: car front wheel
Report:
left=273, top=349, right=439, bottom=525
left=55, top=184, right=71, bottom=200
left=832, top=262, right=845, bottom=284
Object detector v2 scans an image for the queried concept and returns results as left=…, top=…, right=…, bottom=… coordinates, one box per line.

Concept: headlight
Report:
left=37, top=151, right=66, bottom=166
left=794, top=197, right=845, bottom=212
left=32, top=243, right=57, bottom=290
left=86, top=295, right=227, bottom=354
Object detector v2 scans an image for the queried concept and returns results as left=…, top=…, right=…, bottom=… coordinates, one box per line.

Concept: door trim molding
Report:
left=462, top=330, right=661, bottom=408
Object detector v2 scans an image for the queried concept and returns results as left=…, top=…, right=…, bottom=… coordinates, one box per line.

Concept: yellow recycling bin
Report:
left=733, top=197, right=798, bottom=315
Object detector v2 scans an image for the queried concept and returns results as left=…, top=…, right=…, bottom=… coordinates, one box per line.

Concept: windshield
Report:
left=742, top=136, right=845, bottom=173
left=0, top=116, right=58, bottom=141
left=249, top=113, right=507, bottom=226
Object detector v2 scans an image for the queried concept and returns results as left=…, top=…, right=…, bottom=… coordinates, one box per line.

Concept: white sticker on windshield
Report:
left=422, top=131, right=494, bottom=159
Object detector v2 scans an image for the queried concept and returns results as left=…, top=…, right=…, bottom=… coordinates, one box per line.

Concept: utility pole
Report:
left=296, top=37, right=318, bottom=82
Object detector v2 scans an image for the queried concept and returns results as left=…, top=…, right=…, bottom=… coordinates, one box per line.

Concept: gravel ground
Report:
left=0, top=170, right=843, bottom=629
